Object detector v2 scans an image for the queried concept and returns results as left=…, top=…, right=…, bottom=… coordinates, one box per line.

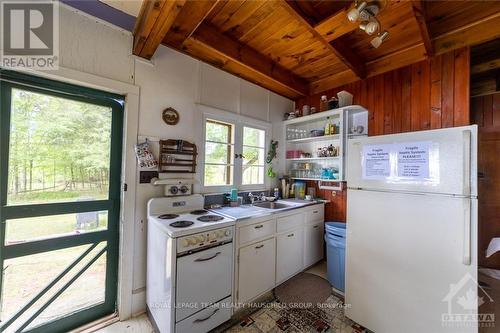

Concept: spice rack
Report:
left=158, top=139, right=197, bottom=173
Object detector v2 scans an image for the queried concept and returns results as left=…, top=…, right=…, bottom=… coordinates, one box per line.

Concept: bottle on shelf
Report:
left=324, top=116, right=330, bottom=135
left=320, top=95, right=328, bottom=112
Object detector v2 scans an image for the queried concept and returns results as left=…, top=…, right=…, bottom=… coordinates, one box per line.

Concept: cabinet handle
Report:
left=313, top=225, right=319, bottom=229
left=254, top=225, right=263, bottom=229
left=313, top=210, right=318, bottom=214
left=193, top=308, right=219, bottom=323
left=194, top=252, right=221, bottom=262
left=255, top=244, right=264, bottom=249
left=287, top=233, right=294, bottom=237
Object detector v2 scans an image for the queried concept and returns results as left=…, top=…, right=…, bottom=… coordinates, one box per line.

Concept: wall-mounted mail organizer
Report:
left=158, top=139, right=197, bottom=173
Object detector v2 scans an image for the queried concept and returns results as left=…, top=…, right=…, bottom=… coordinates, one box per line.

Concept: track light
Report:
left=371, top=30, right=389, bottom=48
left=347, top=1, right=367, bottom=23
left=359, top=20, right=379, bottom=35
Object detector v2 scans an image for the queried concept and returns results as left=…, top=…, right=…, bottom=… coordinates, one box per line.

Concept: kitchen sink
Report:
left=253, top=201, right=289, bottom=209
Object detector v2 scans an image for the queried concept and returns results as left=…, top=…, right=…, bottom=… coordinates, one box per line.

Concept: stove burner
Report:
left=190, top=209, right=208, bottom=215
left=170, top=220, right=194, bottom=228
left=197, top=215, right=224, bottom=223
left=158, top=214, right=180, bottom=219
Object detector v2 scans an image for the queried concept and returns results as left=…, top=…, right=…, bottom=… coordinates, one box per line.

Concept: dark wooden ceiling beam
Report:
left=133, top=0, right=186, bottom=59
left=280, top=1, right=366, bottom=79
left=411, top=0, right=434, bottom=57
left=433, top=11, right=500, bottom=55
left=162, top=0, right=220, bottom=48
left=185, top=22, right=309, bottom=98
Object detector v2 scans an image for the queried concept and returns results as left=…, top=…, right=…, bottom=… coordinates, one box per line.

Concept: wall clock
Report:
left=162, top=107, right=179, bottom=125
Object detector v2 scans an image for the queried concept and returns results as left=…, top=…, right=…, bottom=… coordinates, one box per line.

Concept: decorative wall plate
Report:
left=162, top=107, right=179, bottom=125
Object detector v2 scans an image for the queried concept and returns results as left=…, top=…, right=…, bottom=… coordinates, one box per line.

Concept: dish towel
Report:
left=486, top=237, right=500, bottom=258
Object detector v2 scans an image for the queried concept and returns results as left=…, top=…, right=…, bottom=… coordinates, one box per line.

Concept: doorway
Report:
left=0, top=70, right=124, bottom=332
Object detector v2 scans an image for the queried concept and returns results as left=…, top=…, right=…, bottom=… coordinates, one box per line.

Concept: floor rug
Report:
left=274, top=273, right=333, bottom=307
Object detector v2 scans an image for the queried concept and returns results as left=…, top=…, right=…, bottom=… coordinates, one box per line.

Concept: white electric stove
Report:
left=146, top=194, right=235, bottom=333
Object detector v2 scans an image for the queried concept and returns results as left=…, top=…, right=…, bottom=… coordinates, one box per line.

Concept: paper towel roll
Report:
left=486, top=237, right=500, bottom=258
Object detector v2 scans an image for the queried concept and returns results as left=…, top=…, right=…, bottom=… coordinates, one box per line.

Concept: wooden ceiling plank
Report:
left=280, top=1, right=366, bottom=79
left=411, top=0, right=434, bottom=57
left=163, top=0, right=220, bottom=49
left=433, top=11, right=500, bottom=55
left=134, top=0, right=186, bottom=59
left=189, top=22, right=309, bottom=96
left=313, top=7, right=355, bottom=43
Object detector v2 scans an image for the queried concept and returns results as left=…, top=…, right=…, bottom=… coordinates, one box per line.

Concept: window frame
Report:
left=201, top=109, right=270, bottom=193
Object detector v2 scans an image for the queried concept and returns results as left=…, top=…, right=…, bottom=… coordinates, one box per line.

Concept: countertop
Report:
left=209, top=199, right=324, bottom=220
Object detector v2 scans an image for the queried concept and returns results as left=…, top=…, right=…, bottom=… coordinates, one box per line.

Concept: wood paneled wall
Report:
left=296, top=47, right=471, bottom=222
left=471, top=93, right=500, bottom=269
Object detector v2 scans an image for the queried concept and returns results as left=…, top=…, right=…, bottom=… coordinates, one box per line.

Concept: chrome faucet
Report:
left=248, top=192, right=255, bottom=204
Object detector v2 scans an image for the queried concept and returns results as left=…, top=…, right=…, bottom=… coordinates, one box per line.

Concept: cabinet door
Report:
left=238, top=238, right=275, bottom=303
left=276, top=228, right=304, bottom=284
left=304, top=222, right=324, bottom=268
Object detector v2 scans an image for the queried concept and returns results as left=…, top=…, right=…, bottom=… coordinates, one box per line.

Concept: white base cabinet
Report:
left=234, top=204, right=325, bottom=304
left=304, top=221, right=324, bottom=268
left=238, top=238, right=275, bottom=303
left=276, top=228, right=304, bottom=284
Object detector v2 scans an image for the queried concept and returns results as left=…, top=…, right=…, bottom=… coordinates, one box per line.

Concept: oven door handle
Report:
left=194, top=251, right=221, bottom=262
left=193, top=308, right=219, bottom=323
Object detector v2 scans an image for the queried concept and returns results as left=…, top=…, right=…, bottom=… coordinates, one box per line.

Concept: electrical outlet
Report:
left=139, top=171, right=158, bottom=184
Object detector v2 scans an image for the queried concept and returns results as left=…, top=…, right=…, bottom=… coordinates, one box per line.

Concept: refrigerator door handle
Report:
left=462, top=130, right=471, bottom=196
left=463, top=201, right=471, bottom=265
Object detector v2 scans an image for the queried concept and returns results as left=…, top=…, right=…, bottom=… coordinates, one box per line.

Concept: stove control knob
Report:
left=181, top=239, right=190, bottom=247
left=180, top=185, right=189, bottom=194
left=224, top=230, right=231, bottom=237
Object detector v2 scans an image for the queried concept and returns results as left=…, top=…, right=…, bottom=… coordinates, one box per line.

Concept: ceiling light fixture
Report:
left=347, top=1, right=367, bottom=23
left=370, top=30, right=389, bottom=48
left=360, top=20, right=379, bottom=35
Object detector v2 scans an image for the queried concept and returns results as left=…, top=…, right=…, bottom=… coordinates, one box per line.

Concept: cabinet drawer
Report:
left=175, top=296, right=231, bottom=333
left=277, top=213, right=304, bottom=233
left=239, top=219, right=275, bottom=245
left=306, top=206, right=324, bottom=224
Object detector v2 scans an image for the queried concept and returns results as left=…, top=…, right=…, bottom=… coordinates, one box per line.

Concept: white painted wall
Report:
left=38, top=5, right=294, bottom=317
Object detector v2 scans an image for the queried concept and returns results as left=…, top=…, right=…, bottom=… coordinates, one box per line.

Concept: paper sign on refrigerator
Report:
left=396, top=141, right=431, bottom=179
left=362, top=144, right=392, bottom=179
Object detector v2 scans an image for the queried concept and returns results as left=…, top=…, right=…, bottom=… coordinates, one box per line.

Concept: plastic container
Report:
left=325, top=222, right=347, bottom=292
left=337, top=90, right=353, bottom=107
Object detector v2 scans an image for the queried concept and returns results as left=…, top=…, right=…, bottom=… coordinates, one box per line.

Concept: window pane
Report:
left=243, top=127, right=265, bottom=148
left=1, top=243, right=106, bottom=330
left=206, top=120, right=232, bottom=143
left=7, top=88, right=112, bottom=205
left=204, top=165, right=233, bottom=186
left=242, top=166, right=264, bottom=185
left=205, top=142, right=233, bottom=164
left=243, top=146, right=265, bottom=166
left=5, top=212, right=108, bottom=245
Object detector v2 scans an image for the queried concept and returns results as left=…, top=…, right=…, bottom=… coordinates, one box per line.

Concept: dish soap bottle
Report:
left=324, top=117, right=330, bottom=135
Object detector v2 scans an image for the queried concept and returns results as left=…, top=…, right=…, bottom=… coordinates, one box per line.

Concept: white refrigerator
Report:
left=345, top=126, right=479, bottom=333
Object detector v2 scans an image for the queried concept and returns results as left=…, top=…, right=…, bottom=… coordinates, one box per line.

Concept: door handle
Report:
left=193, top=308, right=219, bottom=323
left=462, top=130, right=471, bottom=196
left=463, top=202, right=471, bottom=265
left=287, top=233, right=294, bottom=237
left=313, top=225, right=319, bottom=229
left=255, top=244, right=264, bottom=249
left=254, top=225, right=263, bottom=229
left=194, top=252, right=221, bottom=262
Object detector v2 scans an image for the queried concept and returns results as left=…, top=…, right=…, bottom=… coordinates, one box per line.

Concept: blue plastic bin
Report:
left=325, top=222, right=346, bottom=292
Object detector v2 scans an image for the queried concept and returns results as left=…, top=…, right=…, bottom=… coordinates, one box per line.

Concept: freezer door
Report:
left=347, top=126, right=477, bottom=197
left=345, top=189, right=478, bottom=333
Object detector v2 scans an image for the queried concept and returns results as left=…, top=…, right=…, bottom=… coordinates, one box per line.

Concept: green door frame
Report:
left=0, top=70, right=124, bottom=333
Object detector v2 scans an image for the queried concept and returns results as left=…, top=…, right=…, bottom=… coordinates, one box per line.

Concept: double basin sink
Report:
left=211, top=199, right=317, bottom=220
